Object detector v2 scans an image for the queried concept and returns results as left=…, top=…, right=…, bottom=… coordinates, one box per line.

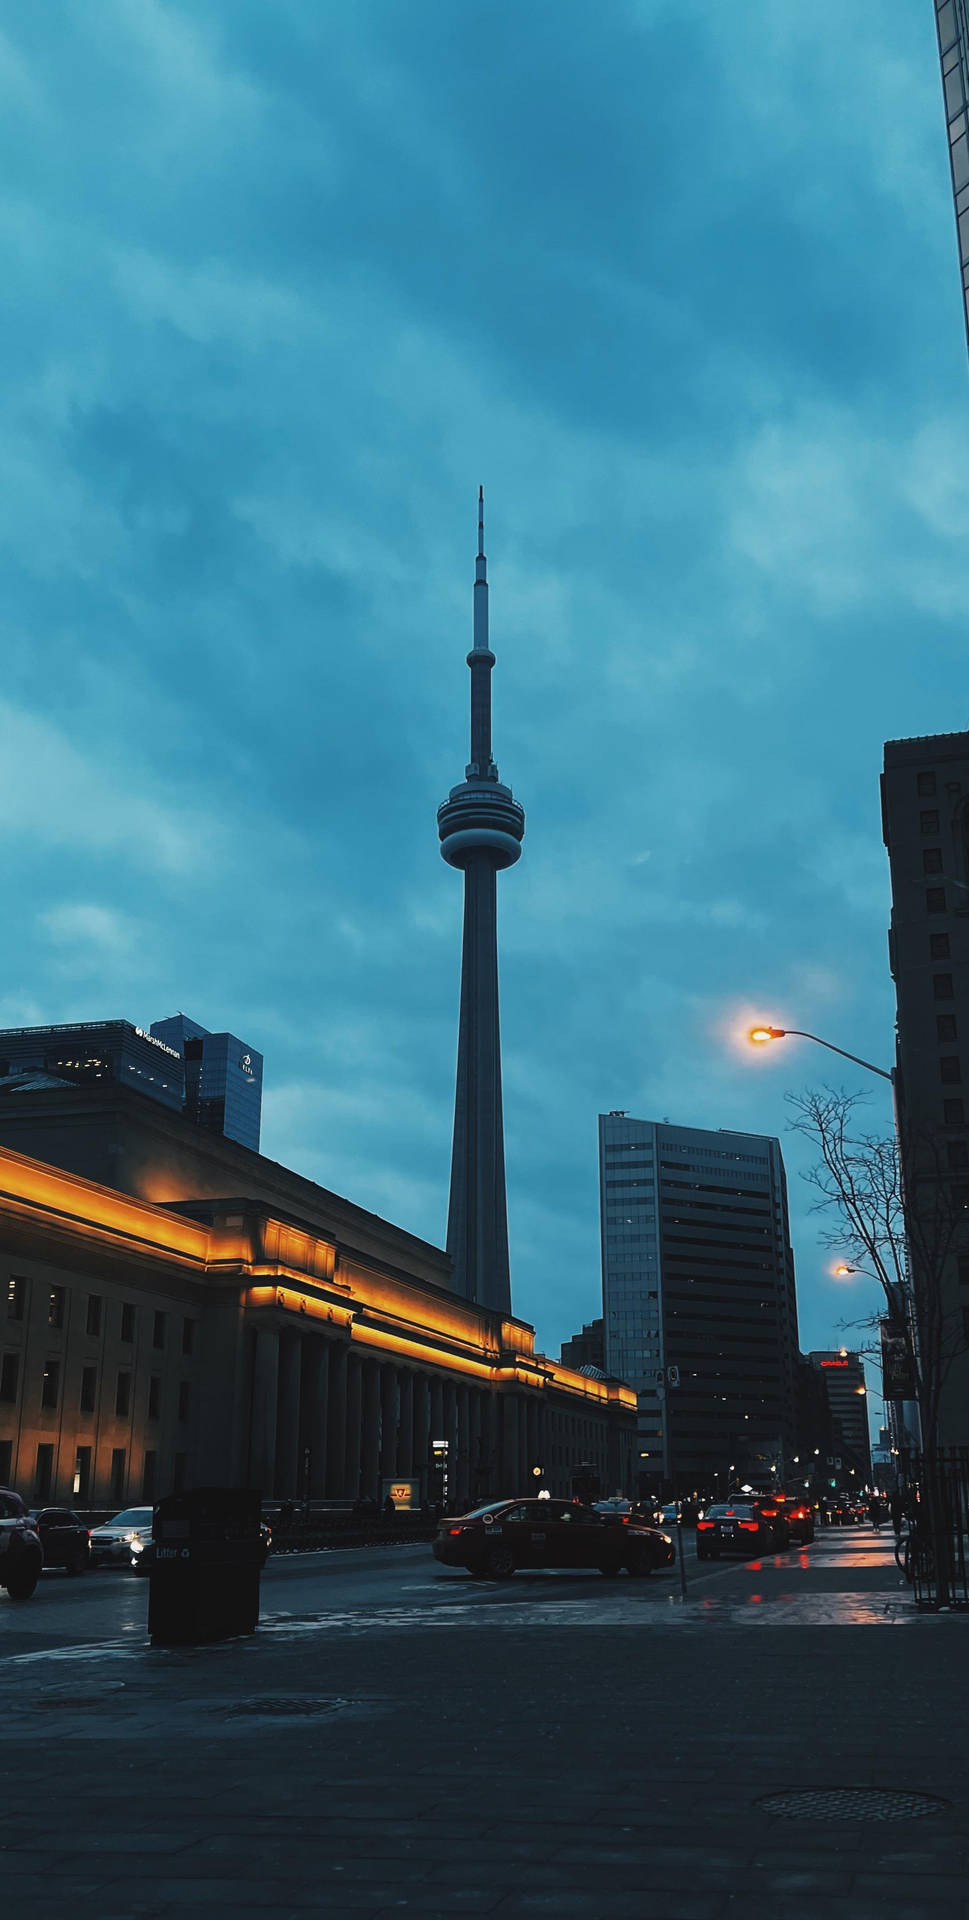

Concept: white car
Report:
left=89, top=1506, right=154, bottom=1567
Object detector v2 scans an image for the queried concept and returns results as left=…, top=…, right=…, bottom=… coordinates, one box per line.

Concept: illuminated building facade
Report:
left=934, top=0, right=969, bottom=359
left=599, top=1113, right=799, bottom=1493
left=807, top=1351, right=872, bottom=1483
left=438, top=493, right=525, bottom=1314
left=882, top=730, right=969, bottom=1445
left=0, top=1094, right=634, bottom=1508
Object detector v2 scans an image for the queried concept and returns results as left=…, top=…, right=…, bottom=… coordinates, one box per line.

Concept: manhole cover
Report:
left=757, top=1788, right=949, bottom=1822
left=225, top=1696, right=350, bottom=1719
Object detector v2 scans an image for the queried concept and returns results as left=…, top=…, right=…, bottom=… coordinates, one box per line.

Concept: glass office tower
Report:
left=150, top=1014, right=263, bottom=1152
left=599, top=1113, right=799, bottom=1494
left=935, top=0, right=969, bottom=356
left=0, top=1021, right=184, bottom=1111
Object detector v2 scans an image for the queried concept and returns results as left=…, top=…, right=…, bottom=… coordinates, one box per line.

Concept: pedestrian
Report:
left=867, top=1496, right=882, bottom=1531
left=889, top=1491, right=904, bottom=1537
left=382, top=1492, right=396, bottom=1518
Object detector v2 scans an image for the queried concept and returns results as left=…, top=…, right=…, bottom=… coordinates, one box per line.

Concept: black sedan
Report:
left=695, top=1502, right=778, bottom=1558
left=433, top=1497, right=676, bottom=1579
left=30, top=1507, right=90, bottom=1576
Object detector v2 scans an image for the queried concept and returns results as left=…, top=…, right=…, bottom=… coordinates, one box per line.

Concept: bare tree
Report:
left=786, top=1087, right=968, bottom=1453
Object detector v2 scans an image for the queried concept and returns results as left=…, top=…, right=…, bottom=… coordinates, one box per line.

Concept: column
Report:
left=413, top=1375, right=431, bottom=1496
left=274, top=1329, right=302, bottom=1498
left=325, top=1341, right=348, bottom=1496
left=430, top=1376, right=444, bottom=1447
left=249, top=1328, right=279, bottom=1498
left=380, top=1366, right=400, bottom=1482
left=361, top=1359, right=381, bottom=1501
left=344, top=1353, right=363, bottom=1498
left=501, top=1393, right=519, bottom=1493
left=299, top=1334, right=329, bottom=1497
left=397, top=1369, right=414, bottom=1477
left=455, top=1384, right=470, bottom=1510
left=469, top=1390, right=483, bottom=1502
left=484, top=1392, right=501, bottom=1497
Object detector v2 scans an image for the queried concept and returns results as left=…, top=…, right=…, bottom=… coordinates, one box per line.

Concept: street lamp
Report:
left=747, top=1025, right=893, bottom=1083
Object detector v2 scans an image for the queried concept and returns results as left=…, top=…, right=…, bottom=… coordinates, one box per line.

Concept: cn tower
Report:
left=437, top=491, right=525, bottom=1313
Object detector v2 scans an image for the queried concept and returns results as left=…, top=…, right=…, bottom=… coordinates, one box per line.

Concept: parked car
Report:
left=30, top=1507, right=90, bottom=1575
left=0, top=1488, right=43, bottom=1599
left=695, top=1502, right=779, bottom=1558
left=89, top=1506, right=154, bottom=1567
left=433, top=1497, right=675, bottom=1579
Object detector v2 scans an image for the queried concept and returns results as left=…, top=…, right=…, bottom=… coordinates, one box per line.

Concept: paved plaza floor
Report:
left=1, top=1528, right=967, bottom=1918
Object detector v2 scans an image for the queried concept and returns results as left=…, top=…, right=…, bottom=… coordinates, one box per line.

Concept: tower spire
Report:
left=437, top=493, right=525, bottom=1314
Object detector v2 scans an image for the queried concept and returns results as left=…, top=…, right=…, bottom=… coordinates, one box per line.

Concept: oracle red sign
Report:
left=820, top=1359, right=850, bottom=1368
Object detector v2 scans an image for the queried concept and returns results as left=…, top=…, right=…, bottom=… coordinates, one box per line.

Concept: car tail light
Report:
left=448, top=1527, right=463, bottom=1536
left=696, top=1520, right=714, bottom=1530
left=760, top=1507, right=777, bottom=1518
left=739, top=1520, right=759, bottom=1532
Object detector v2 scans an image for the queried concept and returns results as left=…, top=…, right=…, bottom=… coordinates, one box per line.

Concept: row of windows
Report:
left=0, top=1353, right=193, bottom=1422
left=5, top=1278, right=196, bottom=1353
left=0, top=1439, right=190, bottom=1504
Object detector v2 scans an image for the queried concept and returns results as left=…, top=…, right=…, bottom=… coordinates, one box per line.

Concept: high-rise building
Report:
left=881, top=731, right=969, bottom=1443
left=0, top=1012, right=263, bottom=1152
left=150, top=1014, right=263, bottom=1153
left=933, top=0, right=969, bottom=359
left=599, top=1113, right=799, bottom=1492
left=559, top=1318, right=606, bottom=1372
left=0, top=1020, right=184, bottom=1112
left=807, top=1351, right=872, bottom=1484
left=437, top=493, right=524, bottom=1312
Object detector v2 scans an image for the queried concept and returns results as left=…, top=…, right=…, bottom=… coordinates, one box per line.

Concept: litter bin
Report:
left=148, top=1487, right=263, bottom=1646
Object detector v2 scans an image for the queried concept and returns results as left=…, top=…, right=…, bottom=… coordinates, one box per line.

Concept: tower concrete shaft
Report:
left=437, top=491, right=524, bottom=1312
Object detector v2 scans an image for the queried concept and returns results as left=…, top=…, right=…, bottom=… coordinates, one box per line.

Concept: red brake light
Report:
left=696, top=1520, right=714, bottom=1530
left=760, top=1508, right=776, bottom=1518
left=448, top=1527, right=462, bottom=1536
left=739, top=1520, right=760, bottom=1532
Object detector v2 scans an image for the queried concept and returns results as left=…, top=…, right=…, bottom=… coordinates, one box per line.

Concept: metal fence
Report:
left=903, top=1448, right=969, bottom=1611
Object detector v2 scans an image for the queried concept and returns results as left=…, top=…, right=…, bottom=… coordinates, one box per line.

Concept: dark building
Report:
left=599, top=1114, right=799, bottom=1493
left=0, top=1013, right=263, bottom=1154
left=0, top=1088, right=634, bottom=1508
left=933, top=0, right=969, bottom=360
left=0, top=1020, right=184, bottom=1112
left=437, top=493, right=525, bottom=1315
left=808, top=1351, right=872, bottom=1486
left=882, top=731, right=969, bottom=1445
left=559, top=1319, right=605, bottom=1372
left=150, top=1013, right=263, bottom=1152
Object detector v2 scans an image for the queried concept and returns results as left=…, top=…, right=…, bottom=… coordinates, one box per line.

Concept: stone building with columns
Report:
left=0, top=1087, right=635, bottom=1508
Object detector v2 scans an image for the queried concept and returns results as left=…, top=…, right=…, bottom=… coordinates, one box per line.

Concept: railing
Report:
left=265, top=1508, right=437, bottom=1554
left=901, top=1448, right=969, bottom=1611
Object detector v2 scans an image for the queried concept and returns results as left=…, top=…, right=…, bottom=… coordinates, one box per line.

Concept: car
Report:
left=695, top=1501, right=780, bottom=1558
left=88, top=1506, right=154, bottom=1567
left=130, top=1519, right=273, bottom=1575
left=432, top=1497, right=676, bottom=1579
left=776, top=1499, right=815, bottom=1545
left=0, top=1488, right=43, bottom=1599
left=30, top=1507, right=91, bottom=1575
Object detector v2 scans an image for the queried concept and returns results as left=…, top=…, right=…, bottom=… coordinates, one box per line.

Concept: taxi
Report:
left=432, top=1497, right=675, bottom=1579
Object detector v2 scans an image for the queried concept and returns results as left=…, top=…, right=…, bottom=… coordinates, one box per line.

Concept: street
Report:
left=2, top=1528, right=968, bottom=1918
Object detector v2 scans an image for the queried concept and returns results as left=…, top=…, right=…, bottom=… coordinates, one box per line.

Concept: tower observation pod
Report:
left=437, top=490, right=525, bottom=1314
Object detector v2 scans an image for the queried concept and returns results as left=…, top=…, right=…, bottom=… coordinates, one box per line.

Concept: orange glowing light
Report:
left=748, top=1025, right=784, bottom=1045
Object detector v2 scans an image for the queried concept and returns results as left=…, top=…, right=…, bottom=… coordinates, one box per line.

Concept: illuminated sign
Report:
left=134, top=1028, right=180, bottom=1061
left=820, top=1359, right=850, bottom=1368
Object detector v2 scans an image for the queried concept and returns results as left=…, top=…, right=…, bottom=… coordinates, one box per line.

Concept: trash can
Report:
left=148, top=1487, right=263, bottom=1647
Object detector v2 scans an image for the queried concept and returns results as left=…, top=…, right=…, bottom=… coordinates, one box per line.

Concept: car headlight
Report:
left=130, top=1538, right=145, bottom=1556
left=659, top=1533, right=672, bottom=1545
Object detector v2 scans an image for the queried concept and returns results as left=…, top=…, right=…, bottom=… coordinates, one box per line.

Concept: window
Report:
left=959, top=1256, right=969, bottom=1287
left=945, top=1099, right=965, bottom=1124
left=74, top=1446, right=91, bottom=1501
left=927, top=888, right=947, bottom=914
left=924, top=848, right=944, bottom=874
left=110, top=1448, right=126, bottom=1502
left=0, top=1440, right=11, bottom=1485
left=152, top=1311, right=166, bottom=1351
left=79, top=1366, right=97, bottom=1415
left=41, top=1360, right=60, bottom=1409
left=938, top=1015, right=958, bottom=1042
left=115, top=1371, right=130, bottom=1418
left=120, top=1303, right=135, bottom=1344
left=7, top=1277, right=25, bottom=1321
left=182, top=1317, right=195, bottom=1357
left=47, top=1287, right=65, bottom=1329
left=931, top=933, right=951, bottom=958
left=941, top=1056, right=963, bottom=1083
left=35, top=1444, right=53, bottom=1501
left=963, top=1305, right=969, bottom=1343
left=148, top=1376, right=160, bottom=1420
left=86, top=1295, right=102, bottom=1337
left=934, top=974, right=955, bottom=1000
left=918, top=771, right=938, bottom=796
left=173, top=1452, right=187, bottom=1492
left=921, top=810, right=941, bottom=833
left=0, top=1353, right=18, bottom=1403
left=948, top=1142, right=969, bottom=1172
left=142, top=1451, right=156, bottom=1501
left=177, top=1380, right=191, bottom=1423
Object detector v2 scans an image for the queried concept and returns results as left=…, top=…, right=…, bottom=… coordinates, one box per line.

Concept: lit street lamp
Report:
left=747, top=1026, right=893, bottom=1083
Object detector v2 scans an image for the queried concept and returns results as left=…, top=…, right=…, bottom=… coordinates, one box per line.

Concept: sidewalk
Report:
left=1, top=1530, right=967, bottom=1919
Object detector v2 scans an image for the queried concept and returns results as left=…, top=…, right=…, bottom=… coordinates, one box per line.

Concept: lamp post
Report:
left=747, top=1026, right=893, bottom=1083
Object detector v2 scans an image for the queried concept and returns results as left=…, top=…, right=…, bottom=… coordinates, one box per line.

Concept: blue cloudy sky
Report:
left=2, top=2, right=967, bottom=1427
